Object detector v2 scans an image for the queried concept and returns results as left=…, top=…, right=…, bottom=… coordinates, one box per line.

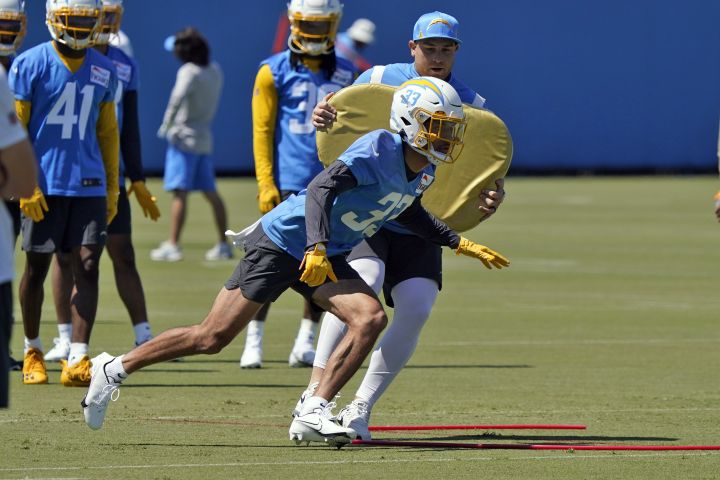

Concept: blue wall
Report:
left=19, top=1, right=720, bottom=173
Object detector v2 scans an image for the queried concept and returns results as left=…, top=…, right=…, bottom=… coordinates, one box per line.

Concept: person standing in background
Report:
left=335, top=18, right=375, bottom=72
left=151, top=27, right=231, bottom=263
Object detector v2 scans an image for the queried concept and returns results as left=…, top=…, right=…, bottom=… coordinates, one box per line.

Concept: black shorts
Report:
left=225, top=224, right=362, bottom=314
left=107, top=187, right=131, bottom=236
left=347, top=227, right=442, bottom=307
left=4, top=200, right=20, bottom=239
left=21, top=196, right=107, bottom=253
left=0, top=281, right=12, bottom=408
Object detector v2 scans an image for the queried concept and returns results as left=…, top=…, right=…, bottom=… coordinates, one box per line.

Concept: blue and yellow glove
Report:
left=455, top=237, right=510, bottom=269
left=299, top=243, right=338, bottom=287
left=128, top=180, right=161, bottom=221
left=19, top=186, right=49, bottom=222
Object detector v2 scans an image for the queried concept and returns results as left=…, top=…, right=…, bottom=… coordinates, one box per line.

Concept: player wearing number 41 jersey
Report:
left=241, top=0, right=357, bottom=369
left=9, top=0, right=119, bottom=388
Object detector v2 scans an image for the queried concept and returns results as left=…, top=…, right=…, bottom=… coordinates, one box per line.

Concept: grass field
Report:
left=2, top=176, right=719, bottom=479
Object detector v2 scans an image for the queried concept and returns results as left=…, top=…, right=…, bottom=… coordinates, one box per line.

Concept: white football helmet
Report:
left=390, top=77, right=466, bottom=166
left=0, top=0, right=25, bottom=56
left=94, top=0, right=122, bottom=46
left=46, top=0, right=102, bottom=50
left=287, top=0, right=342, bottom=56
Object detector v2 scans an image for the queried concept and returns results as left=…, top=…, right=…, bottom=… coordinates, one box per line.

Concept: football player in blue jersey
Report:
left=46, top=0, right=160, bottom=363
left=80, top=78, right=508, bottom=447
left=305, top=11, right=508, bottom=439
left=10, top=0, right=120, bottom=387
left=0, top=0, right=27, bottom=373
left=241, top=0, right=358, bottom=369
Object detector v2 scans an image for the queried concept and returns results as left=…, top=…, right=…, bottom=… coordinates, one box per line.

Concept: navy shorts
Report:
left=21, top=196, right=107, bottom=253
left=225, top=225, right=362, bottom=314
left=347, top=227, right=442, bottom=307
left=107, top=186, right=131, bottom=236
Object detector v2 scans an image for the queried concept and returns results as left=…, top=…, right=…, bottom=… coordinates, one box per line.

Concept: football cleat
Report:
left=150, top=241, right=183, bottom=262
left=205, top=242, right=234, bottom=261
left=60, top=355, right=92, bottom=386
left=336, top=399, right=371, bottom=440
left=292, top=381, right=319, bottom=417
left=288, top=340, right=315, bottom=368
left=22, top=348, right=48, bottom=384
left=81, top=352, right=121, bottom=430
left=44, top=337, right=71, bottom=362
left=239, top=328, right=263, bottom=368
left=289, top=401, right=356, bottom=446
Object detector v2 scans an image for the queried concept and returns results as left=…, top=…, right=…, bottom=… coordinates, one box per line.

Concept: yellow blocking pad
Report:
left=316, top=83, right=513, bottom=232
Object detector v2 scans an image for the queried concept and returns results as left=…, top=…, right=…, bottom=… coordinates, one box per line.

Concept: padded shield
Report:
left=316, top=83, right=512, bottom=232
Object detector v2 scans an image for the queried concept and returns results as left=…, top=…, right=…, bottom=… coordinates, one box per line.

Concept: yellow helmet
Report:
left=0, top=0, right=26, bottom=56
left=46, top=0, right=102, bottom=50
left=287, top=0, right=342, bottom=56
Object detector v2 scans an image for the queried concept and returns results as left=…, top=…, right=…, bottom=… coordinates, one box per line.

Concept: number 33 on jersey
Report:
left=8, top=42, right=118, bottom=197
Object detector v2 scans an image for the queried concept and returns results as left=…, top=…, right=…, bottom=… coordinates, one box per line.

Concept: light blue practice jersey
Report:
left=262, top=129, right=435, bottom=260
left=355, top=62, right=485, bottom=234
left=9, top=42, right=118, bottom=197
left=105, top=44, right=138, bottom=181
left=262, top=50, right=356, bottom=192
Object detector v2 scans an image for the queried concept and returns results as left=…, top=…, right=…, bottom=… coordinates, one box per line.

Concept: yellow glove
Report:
left=128, top=180, right=161, bottom=221
left=258, top=181, right=281, bottom=214
left=106, top=188, right=119, bottom=225
left=299, top=243, right=338, bottom=287
left=19, top=186, right=49, bottom=222
left=455, top=237, right=510, bottom=269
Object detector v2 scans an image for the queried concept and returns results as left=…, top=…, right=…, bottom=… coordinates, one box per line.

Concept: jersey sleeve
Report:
left=126, top=56, right=139, bottom=92
left=7, top=56, right=34, bottom=102
left=252, top=63, right=278, bottom=186
left=354, top=67, right=373, bottom=85
left=336, top=134, right=382, bottom=186
left=161, top=65, right=194, bottom=128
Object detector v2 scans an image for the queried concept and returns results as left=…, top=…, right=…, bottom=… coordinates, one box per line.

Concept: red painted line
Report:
left=368, top=424, right=587, bottom=431
left=352, top=439, right=720, bottom=451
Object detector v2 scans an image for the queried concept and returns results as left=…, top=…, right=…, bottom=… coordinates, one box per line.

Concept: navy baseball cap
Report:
left=412, top=11, right=461, bottom=44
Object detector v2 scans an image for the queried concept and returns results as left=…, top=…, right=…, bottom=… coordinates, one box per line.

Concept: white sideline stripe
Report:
left=0, top=452, right=717, bottom=473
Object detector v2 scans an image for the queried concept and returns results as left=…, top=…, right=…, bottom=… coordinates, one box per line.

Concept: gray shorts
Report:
left=21, top=196, right=107, bottom=253
left=107, top=187, right=131, bottom=236
left=347, top=227, right=443, bottom=308
left=225, top=224, right=362, bottom=314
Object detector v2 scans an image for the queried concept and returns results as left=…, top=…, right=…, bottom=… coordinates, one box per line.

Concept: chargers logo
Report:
left=415, top=172, right=435, bottom=195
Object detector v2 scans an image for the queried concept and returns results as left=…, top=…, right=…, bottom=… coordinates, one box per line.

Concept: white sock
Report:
left=295, top=318, right=318, bottom=344
left=300, top=395, right=328, bottom=415
left=355, top=277, right=438, bottom=408
left=57, top=323, right=72, bottom=342
left=133, top=322, right=153, bottom=345
left=104, top=355, right=128, bottom=383
left=68, top=343, right=89, bottom=366
left=24, top=337, right=43, bottom=354
left=245, top=320, right=264, bottom=346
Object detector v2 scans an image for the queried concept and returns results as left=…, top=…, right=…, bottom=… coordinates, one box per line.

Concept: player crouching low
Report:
left=81, top=78, right=508, bottom=447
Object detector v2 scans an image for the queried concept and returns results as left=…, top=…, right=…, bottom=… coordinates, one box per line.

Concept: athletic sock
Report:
left=300, top=395, right=329, bottom=415
left=104, top=355, right=128, bottom=383
left=68, top=343, right=89, bottom=366
left=295, top=318, right=317, bottom=343
left=133, top=321, right=153, bottom=345
left=57, top=323, right=72, bottom=342
left=24, top=336, right=43, bottom=354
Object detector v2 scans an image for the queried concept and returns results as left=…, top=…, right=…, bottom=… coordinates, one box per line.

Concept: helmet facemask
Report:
left=94, top=3, right=122, bottom=45
left=287, top=4, right=340, bottom=56
left=411, top=109, right=466, bottom=165
left=0, top=8, right=26, bottom=56
left=46, top=4, right=101, bottom=50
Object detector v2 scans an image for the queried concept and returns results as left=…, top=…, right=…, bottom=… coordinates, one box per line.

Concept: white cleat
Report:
left=292, top=381, right=319, bottom=417
left=337, top=399, right=372, bottom=440
left=205, top=242, right=234, bottom=261
left=239, top=340, right=262, bottom=369
left=150, top=242, right=183, bottom=262
left=289, top=403, right=356, bottom=447
left=288, top=340, right=315, bottom=368
left=44, top=337, right=70, bottom=362
left=81, top=353, right=122, bottom=430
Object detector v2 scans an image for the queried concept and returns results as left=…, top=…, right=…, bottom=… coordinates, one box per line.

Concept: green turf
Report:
left=2, top=176, right=719, bottom=479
